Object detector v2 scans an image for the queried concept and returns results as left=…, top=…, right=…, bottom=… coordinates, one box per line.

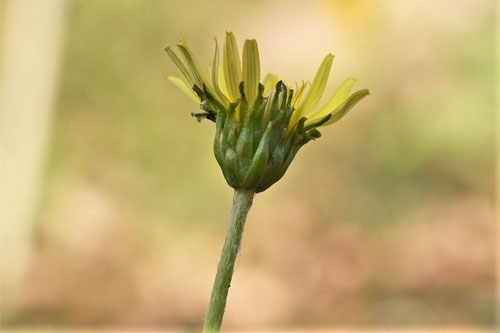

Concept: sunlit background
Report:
left=0, top=0, right=497, bottom=331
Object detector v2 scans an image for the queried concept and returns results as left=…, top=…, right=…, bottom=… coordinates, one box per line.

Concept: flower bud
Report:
left=165, top=33, right=369, bottom=192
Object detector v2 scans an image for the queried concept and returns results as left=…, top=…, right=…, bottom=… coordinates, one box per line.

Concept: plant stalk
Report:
left=203, top=189, right=255, bottom=333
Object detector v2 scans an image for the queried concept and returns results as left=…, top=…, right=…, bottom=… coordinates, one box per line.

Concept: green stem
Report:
left=203, top=189, right=255, bottom=333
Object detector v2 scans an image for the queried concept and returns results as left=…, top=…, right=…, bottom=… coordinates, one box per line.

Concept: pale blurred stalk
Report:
left=0, top=0, right=67, bottom=319
left=203, top=189, right=254, bottom=333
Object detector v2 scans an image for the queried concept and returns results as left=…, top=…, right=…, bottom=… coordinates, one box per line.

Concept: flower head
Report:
left=165, top=32, right=369, bottom=192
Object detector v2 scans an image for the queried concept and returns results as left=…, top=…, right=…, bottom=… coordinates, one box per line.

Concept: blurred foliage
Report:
left=7, top=0, right=496, bottom=330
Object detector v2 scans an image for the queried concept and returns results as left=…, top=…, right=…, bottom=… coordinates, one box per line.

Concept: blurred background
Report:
left=0, top=0, right=497, bottom=331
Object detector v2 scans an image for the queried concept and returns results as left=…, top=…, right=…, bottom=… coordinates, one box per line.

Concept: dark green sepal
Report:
left=249, top=83, right=266, bottom=124
left=279, top=85, right=288, bottom=111
left=267, top=81, right=283, bottom=121
left=192, top=84, right=219, bottom=120
left=221, top=102, right=239, bottom=153
left=242, top=122, right=273, bottom=188
left=192, top=84, right=205, bottom=99
left=191, top=112, right=215, bottom=122
left=235, top=111, right=254, bottom=176
left=238, top=82, right=247, bottom=123
left=226, top=122, right=239, bottom=149
left=213, top=112, right=226, bottom=166
left=286, top=89, right=294, bottom=105
left=224, top=148, right=241, bottom=188
left=256, top=138, right=286, bottom=192
left=307, top=128, right=322, bottom=139
left=282, top=139, right=303, bottom=172
left=254, top=84, right=265, bottom=108
left=202, top=84, right=227, bottom=115
left=294, top=117, right=307, bottom=134
left=251, top=98, right=268, bottom=155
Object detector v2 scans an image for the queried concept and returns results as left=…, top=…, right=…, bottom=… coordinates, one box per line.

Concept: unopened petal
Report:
left=168, top=76, right=199, bottom=102
left=223, top=32, right=242, bottom=101
left=218, top=66, right=229, bottom=97
left=211, top=38, right=230, bottom=106
left=242, top=39, right=261, bottom=105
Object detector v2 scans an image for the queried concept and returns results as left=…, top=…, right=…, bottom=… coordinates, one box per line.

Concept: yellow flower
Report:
left=166, top=32, right=368, bottom=129
left=165, top=32, right=369, bottom=192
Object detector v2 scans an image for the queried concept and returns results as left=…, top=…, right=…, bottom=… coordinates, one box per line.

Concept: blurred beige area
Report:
left=0, top=0, right=67, bottom=319
left=0, top=0, right=497, bottom=331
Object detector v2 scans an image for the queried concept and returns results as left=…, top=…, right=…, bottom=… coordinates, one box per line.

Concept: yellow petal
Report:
left=217, top=66, right=229, bottom=97
left=262, top=73, right=278, bottom=96
left=208, top=64, right=214, bottom=81
left=223, top=32, right=242, bottom=101
left=242, top=39, right=261, bottom=105
left=211, top=38, right=230, bottom=106
left=177, top=39, right=227, bottom=106
left=210, top=65, right=230, bottom=97
left=322, top=89, right=370, bottom=126
left=290, top=54, right=334, bottom=127
left=307, top=77, right=357, bottom=123
left=168, top=76, right=199, bottom=103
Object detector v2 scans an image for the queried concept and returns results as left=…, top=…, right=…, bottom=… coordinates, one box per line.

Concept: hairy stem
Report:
left=203, top=189, right=255, bottom=333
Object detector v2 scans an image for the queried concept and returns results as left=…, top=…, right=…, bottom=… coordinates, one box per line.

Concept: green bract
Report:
left=165, top=32, right=369, bottom=192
